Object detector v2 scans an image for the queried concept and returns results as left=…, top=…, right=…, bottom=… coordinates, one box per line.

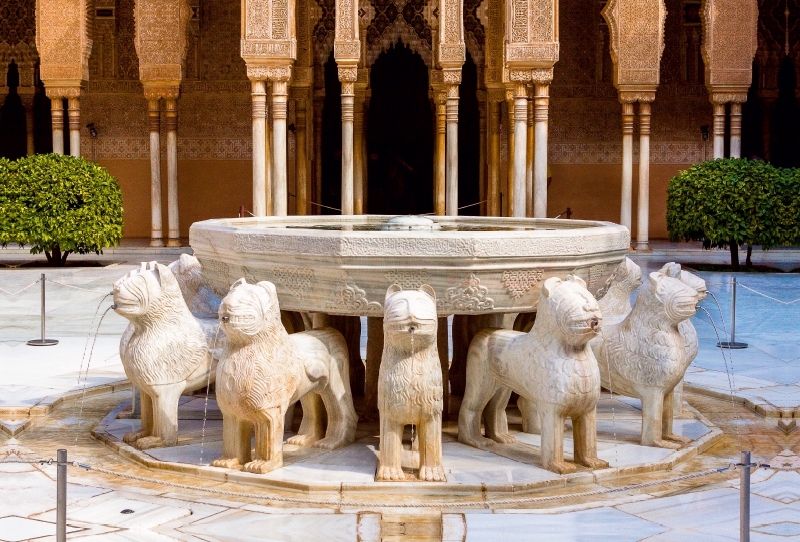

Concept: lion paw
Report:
left=577, top=457, right=610, bottom=470
left=122, top=429, right=148, bottom=444
left=312, top=436, right=348, bottom=450
left=211, top=457, right=242, bottom=470
left=133, top=436, right=165, bottom=450
left=650, top=439, right=682, bottom=450
left=459, top=435, right=496, bottom=449
left=243, top=459, right=281, bottom=474
left=664, top=433, right=692, bottom=446
left=490, top=433, right=518, bottom=445
left=548, top=461, right=578, bottom=475
left=419, top=465, right=446, bottom=482
left=286, top=434, right=321, bottom=447
left=376, top=465, right=406, bottom=481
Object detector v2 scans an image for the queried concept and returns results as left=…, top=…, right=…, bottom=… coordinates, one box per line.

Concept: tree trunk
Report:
left=45, top=245, right=69, bottom=267
left=729, top=242, right=740, bottom=271
left=746, top=244, right=753, bottom=269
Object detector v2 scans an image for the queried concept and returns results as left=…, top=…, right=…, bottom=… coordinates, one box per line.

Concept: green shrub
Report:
left=8, top=154, right=124, bottom=265
left=0, top=157, right=20, bottom=247
left=666, top=158, right=790, bottom=270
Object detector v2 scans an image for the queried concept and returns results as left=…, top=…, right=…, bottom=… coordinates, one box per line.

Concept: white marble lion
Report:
left=377, top=285, right=445, bottom=482
left=211, top=279, right=358, bottom=474
left=591, top=271, right=699, bottom=449
left=459, top=276, right=609, bottom=475
left=597, top=257, right=643, bottom=317
left=113, top=262, right=220, bottom=450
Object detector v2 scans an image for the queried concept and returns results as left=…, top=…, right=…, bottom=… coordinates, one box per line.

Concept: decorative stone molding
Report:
left=437, top=0, right=465, bottom=71
left=602, top=0, right=666, bottom=90
left=36, top=0, right=92, bottom=90
left=504, top=0, right=559, bottom=70
left=240, top=0, right=297, bottom=67
left=44, top=86, right=84, bottom=99
left=438, top=274, right=495, bottom=312
left=618, top=90, right=656, bottom=103
left=134, top=0, right=191, bottom=86
left=334, top=0, right=360, bottom=68
left=701, top=0, right=757, bottom=100
left=501, top=269, right=543, bottom=300
left=142, top=85, right=181, bottom=100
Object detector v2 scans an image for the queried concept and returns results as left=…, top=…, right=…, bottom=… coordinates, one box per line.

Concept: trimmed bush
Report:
left=667, top=158, right=795, bottom=270
left=3, top=154, right=124, bottom=265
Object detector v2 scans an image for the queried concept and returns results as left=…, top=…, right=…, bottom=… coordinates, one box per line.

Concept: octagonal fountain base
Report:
left=92, top=393, right=722, bottom=496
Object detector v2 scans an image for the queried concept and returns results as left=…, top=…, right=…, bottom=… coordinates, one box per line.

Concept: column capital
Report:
left=143, top=84, right=181, bottom=100
left=337, top=65, right=358, bottom=83
left=708, top=89, right=749, bottom=104
left=618, top=88, right=656, bottom=104
left=44, top=86, right=84, bottom=100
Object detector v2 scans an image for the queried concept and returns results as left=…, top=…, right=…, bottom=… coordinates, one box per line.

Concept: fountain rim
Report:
left=190, top=214, right=628, bottom=240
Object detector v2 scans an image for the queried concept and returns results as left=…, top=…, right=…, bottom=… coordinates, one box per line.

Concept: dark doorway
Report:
left=320, top=53, right=343, bottom=214
left=0, top=61, right=28, bottom=159
left=458, top=52, right=480, bottom=215
left=367, top=42, right=433, bottom=215
left=769, top=57, right=800, bottom=167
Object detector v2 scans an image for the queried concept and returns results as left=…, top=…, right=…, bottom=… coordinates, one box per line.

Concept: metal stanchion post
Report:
left=28, top=273, right=59, bottom=346
left=57, top=448, right=67, bottom=542
left=718, top=276, right=748, bottom=349
left=740, top=451, right=751, bottom=542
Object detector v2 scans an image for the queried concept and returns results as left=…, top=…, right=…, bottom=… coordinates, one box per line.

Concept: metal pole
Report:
left=28, top=274, right=58, bottom=346
left=740, top=450, right=750, bottom=542
left=57, top=448, right=67, bottom=542
left=718, top=276, right=748, bottom=349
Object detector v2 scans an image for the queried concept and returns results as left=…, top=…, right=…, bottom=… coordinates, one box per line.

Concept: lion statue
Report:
left=113, top=262, right=220, bottom=450
left=168, top=253, right=222, bottom=317
left=377, top=284, right=445, bottom=482
left=597, top=258, right=643, bottom=318
left=590, top=271, right=699, bottom=449
left=211, top=279, right=358, bottom=474
left=459, top=276, right=609, bottom=475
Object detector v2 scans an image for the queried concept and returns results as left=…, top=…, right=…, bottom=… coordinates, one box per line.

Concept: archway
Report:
left=0, top=61, right=28, bottom=159
left=769, top=57, right=800, bottom=167
left=367, top=42, right=433, bottom=215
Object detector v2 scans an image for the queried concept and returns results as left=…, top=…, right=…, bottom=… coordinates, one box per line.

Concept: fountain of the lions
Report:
left=94, top=215, right=721, bottom=499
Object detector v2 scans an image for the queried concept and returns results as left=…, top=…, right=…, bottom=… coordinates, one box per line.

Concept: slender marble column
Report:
left=533, top=84, right=550, bottom=218
left=445, top=84, right=459, bottom=216
left=67, top=97, right=81, bottom=157
left=512, top=82, right=528, bottom=218
left=341, top=80, right=355, bottom=215
left=272, top=79, right=289, bottom=216
left=266, top=83, right=273, bottom=214
left=147, top=98, right=164, bottom=247
left=313, top=94, right=324, bottom=214
left=636, top=102, right=651, bottom=251
left=362, top=98, right=369, bottom=211
left=478, top=96, right=487, bottom=216
left=620, top=101, right=634, bottom=231
left=51, top=98, right=64, bottom=155
left=296, top=97, right=309, bottom=215
left=525, top=90, right=534, bottom=217
left=165, top=98, right=180, bottom=247
left=729, top=102, right=742, bottom=159
left=507, top=100, right=515, bottom=216
left=21, top=94, right=35, bottom=155
left=712, top=102, right=725, bottom=159
left=353, top=89, right=365, bottom=214
left=251, top=79, right=268, bottom=217
left=488, top=100, right=500, bottom=216
left=434, top=91, right=446, bottom=215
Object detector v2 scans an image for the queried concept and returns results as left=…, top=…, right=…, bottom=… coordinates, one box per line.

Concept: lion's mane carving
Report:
left=597, top=257, right=642, bottom=318
left=459, top=276, right=609, bottom=474
left=591, top=271, right=699, bottom=449
left=377, top=284, right=445, bottom=482
left=113, top=262, right=218, bottom=450
left=211, top=279, right=358, bottom=474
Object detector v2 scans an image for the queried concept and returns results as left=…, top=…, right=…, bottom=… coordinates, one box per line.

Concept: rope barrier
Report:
left=736, top=282, right=800, bottom=305
left=45, top=279, right=112, bottom=296
left=0, top=458, right=733, bottom=508
left=0, top=280, right=40, bottom=296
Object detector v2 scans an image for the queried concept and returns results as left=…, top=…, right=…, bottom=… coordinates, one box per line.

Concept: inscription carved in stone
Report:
left=501, top=269, right=544, bottom=300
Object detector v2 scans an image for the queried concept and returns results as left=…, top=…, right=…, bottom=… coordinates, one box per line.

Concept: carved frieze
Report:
left=335, top=0, right=361, bottom=64
left=701, top=0, right=758, bottom=99
left=241, top=0, right=297, bottom=69
left=504, top=0, right=559, bottom=70
left=502, top=269, right=543, bottom=300
left=602, top=0, right=666, bottom=90
left=438, top=274, right=495, bottom=311
left=438, top=0, right=466, bottom=70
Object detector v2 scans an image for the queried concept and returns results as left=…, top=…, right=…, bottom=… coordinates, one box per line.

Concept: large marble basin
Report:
left=189, top=215, right=630, bottom=316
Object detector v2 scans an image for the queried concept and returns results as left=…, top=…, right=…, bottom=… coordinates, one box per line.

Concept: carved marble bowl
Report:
left=189, top=215, right=630, bottom=316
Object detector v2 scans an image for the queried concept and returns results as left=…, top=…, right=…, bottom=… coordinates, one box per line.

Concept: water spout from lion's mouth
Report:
left=221, top=315, right=230, bottom=323
left=110, top=304, right=117, bottom=310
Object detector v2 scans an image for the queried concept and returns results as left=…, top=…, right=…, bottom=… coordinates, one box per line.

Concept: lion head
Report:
left=218, top=278, right=283, bottom=345
left=168, top=254, right=221, bottom=316
left=648, top=272, right=699, bottom=323
left=383, top=284, right=438, bottom=350
left=658, top=262, right=707, bottom=304
left=113, top=262, right=184, bottom=321
left=538, top=276, right=602, bottom=347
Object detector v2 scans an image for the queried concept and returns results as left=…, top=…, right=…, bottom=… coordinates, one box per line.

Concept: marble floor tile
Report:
left=0, top=516, right=81, bottom=542
left=441, top=442, right=561, bottom=486
left=263, top=442, right=378, bottom=484
left=62, top=496, right=192, bottom=529
left=750, top=471, right=800, bottom=504
left=463, top=508, right=667, bottom=541
left=177, top=510, right=358, bottom=542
